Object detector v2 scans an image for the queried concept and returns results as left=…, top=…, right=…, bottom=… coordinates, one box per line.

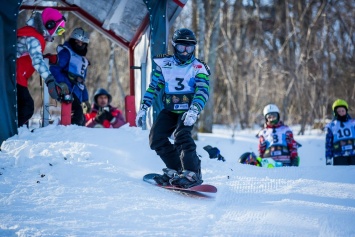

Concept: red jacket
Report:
left=85, top=105, right=126, bottom=128
left=17, top=26, right=46, bottom=87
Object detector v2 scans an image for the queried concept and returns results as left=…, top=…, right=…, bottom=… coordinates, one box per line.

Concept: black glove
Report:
left=203, top=145, right=220, bottom=159
left=217, top=154, right=226, bottom=162
left=45, top=75, right=59, bottom=100
left=95, top=108, right=113, bottom=124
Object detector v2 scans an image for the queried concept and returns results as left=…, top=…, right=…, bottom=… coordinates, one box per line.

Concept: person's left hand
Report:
left=182, top=105, right=199, bottom=126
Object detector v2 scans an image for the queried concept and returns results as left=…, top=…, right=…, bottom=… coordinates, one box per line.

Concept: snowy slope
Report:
left=0, top=124, right=355, bottom=237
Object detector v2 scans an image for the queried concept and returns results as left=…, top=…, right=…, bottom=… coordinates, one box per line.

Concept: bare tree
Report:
left=198, top=0, right=221, bottom=133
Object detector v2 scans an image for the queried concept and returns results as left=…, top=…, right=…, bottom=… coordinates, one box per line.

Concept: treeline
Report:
left=177, top=0, right=354, bottom=134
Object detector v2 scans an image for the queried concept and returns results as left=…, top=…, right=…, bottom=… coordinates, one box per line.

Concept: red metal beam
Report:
left=129, top=47, right=135, bottom=96
left=173, top=0, right=185, bottom=8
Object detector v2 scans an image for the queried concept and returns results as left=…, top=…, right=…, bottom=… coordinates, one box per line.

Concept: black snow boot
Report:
left=171, top=170, right=203, bottom=188
left=153, top=168, right=179, bottom=186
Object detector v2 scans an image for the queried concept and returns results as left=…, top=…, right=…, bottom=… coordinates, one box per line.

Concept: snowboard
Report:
left=143, top=173, right=217, bottom=194
left=260, top=158, right=283, bottom=168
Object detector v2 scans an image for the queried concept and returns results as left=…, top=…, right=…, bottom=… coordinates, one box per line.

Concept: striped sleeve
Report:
left=141, top=65, right=165, bottom=108
left=26, top=36, right=51, bottom=80
left=192, top=73, right=210, bottom=112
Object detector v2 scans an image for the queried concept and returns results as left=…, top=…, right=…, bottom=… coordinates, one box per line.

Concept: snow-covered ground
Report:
left=0, top=124, right=354, bottom=237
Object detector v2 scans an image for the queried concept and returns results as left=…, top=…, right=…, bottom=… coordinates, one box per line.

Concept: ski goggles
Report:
left=56, top=26, right=66, bottom=36
left=174, top=44, right=195, bottom=53
left=245, top=154, right=258, bottom=165
left=266, top=112, right=278, bottom=119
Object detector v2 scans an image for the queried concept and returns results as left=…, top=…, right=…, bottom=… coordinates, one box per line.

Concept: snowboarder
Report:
left=50, top=27, right=90, bottom=126
left=16, top=7, right=66, bottom=127
left=325, top=99, right=355, bottom=165
left=258, top=104, right=299, bottom=166
left=135, top=28, right=210, bottom=188
left=85, top=88, right=126, bottom=128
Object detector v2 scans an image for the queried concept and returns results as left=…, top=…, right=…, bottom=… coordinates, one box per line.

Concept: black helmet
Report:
left=94, top=88, right=112, bottom=104
left=172, top=28, right=197, bottom=45
left=172, top=28, right=196, bottom=63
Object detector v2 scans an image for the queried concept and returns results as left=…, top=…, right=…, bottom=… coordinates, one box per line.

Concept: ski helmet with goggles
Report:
left=70, top=27, right=90, bottom=43
left=263, top=104, right=280, bottom=122
left=239, top=152, right=259, bottom=166
left=42, top=8, right=66, bottom=37
left=172, top=28, right=197, bottom=62
left=332, top=99, right=348, bottom=113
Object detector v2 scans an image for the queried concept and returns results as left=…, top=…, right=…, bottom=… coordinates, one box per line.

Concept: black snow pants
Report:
left=71, top=94, right=85, bottom=126
left=333, top=156, right=355, bottom=165
left=17, top=84, right=34, bottom=128
left=149, top=109, right=201, bottom=173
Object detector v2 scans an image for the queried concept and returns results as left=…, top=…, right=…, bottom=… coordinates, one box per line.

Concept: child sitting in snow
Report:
left=85, top=88, right=126, bottom=128
left=257, top=104, right=299, bottom=166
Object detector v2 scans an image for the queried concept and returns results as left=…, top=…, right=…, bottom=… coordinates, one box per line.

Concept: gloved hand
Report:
left=57, top=82, right=69, bottom=95
left=135, top=104, right=148, bottom=127
left=326, top=157, right=332, bottom=165
left=203, top=145, right=220, bottom=159
left=45, top=75, right=59, bottom=100
left=182, top=105, right=199, bottom=126
left=56, top=83, right=73, bottom=103
left=290, top=156, right=299, bottom=166
left=95, top=108, right=113, bottom=124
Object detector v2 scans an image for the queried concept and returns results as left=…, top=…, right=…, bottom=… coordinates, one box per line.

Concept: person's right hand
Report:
left=45, top=75, right=59, bottom=100
left=135, top=104, right=148, bottom=127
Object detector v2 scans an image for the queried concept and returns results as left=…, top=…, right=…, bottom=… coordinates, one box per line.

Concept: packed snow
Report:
left=0, top=123, right=355, bottom=237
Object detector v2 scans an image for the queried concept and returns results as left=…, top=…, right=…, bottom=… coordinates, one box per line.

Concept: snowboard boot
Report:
left=153, top=168, right=179, bottom=186
left=171, top=170, right=203, bottom=188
